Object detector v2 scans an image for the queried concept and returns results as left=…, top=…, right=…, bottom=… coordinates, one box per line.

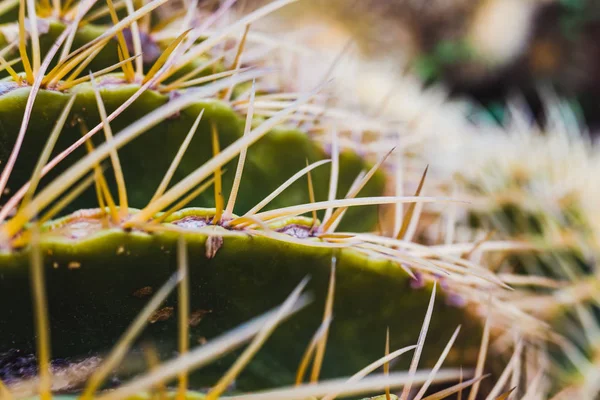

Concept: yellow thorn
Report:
left=80, top=0, right=127, bottom=24
left=78, top=124, right=104, bottom=214
left=384, top=328, right=391, bottom=400
left=495, top=387, right=517, bottom=400
left=161, top=67, right=255, bottom=92
left=25, top=0, right=40, bottom=77
left=62, top=0, right=76, bottom=14
left=305, top=159, right=318, bottom=227
left=322, top=344, right=418, bottom=400
left=0, top=55, right=21, bottom=82
left=413, top=326, right=462, bottom=400
left=421, top=375, right=490, bottom=400
left=105, top=0, right=135, bottom=81
left=222, top=24, right=250, bottom=101
left=123, top=0, right=143, bottom=78
left=116, top=44, right=135, bottom=81
left=20, top=95, right=77, bottom=211
left=392, top=150, right=404, bottom=239
left=58, top=46, right=104, bottom=87
left=225, top=80, right=255, bottom=219
left=322, top=128, right=339, bottom=224
left=229, top=24, right=251, bottom=71
left=167, top=0, right=299, bottom=80
left=458, top=367, right=463, bottom=400
left=143, top=29, right=191, bottom=85
left=161, top=55, right=224, bottom=93
left=82, top=132, right=119, bottom=224
left=467, top=303, right=491, bottom=400
left=400, top=281, right=436, bottom=400
left=486, top=340, right=522, bottom=400
left=98, top=168, right=119, bottom=222
left=45, top=38, right=110, bottom=86
left=396, top=165, right=429, bottom=239
left=242, top=159, right=331, bottom=218
left=44, top=82, right=315, bottom=232
left=65, top=0, right=168, bottom=64
left=177, top=237, right=190, bottom=400
left=321, top=148, right=395, bottom=233
left=57, top=2, right=90, bottom=59
left=0, top=378, right=14, bottom=400
left=310, top=258, right=336, bottom=383
left=151, top=110, right=204, bottom=203
left=59, top=54, right=141, bottom=90
left=38, top=0, right=51, bottom=11
left=94, top=174, right=107, bottom=214
left=52, top=0, right=60, bottom=17
left=29, top=227, right=52, bottom=400
left=295, top=317, right=332, bottom=386
left=462, top=229, right=496, bottom=259
left=238, top=196, right=449, bottom=227
left=91, top=75, right=129, bottom=218
left=155, top=10, right=190, bottom=33
left=211, top=122, right=224, bottom=225
left=18, top=0, right=33, bottom=84
left=136, top=0, right=151, bottom=33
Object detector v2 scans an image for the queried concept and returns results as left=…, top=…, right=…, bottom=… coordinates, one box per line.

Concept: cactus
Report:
left=0, top=78, right=385, bottom=232
left=0, top=1, right=525, bottom=399
left=239, top=2, right=600, bottom=397
left=416, top=98, right=600, bottom=397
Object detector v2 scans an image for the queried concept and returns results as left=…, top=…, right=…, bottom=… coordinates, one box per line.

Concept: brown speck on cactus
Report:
left=148, top=306, right=175, bottom=324
left=132, top=286, right=153, bottom=298
left=189, top=309, right=212, bottom=327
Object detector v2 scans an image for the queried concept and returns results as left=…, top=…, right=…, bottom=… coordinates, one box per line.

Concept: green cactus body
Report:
left=0, top=74, right=384, bottom=232
left=0, top=207, right=480, bottom=391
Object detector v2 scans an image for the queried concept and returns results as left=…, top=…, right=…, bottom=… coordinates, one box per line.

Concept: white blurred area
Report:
left=217, top=0, right=595, bottom=239
left=154, top=0, right=591, bottom=238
